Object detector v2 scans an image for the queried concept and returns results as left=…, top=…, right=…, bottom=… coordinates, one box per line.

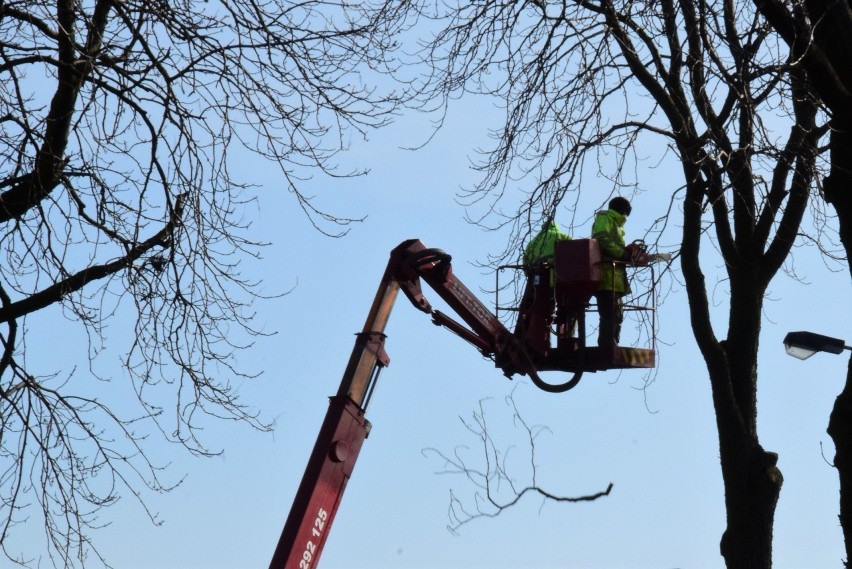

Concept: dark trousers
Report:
left=595, top=291, right=624, bottom=347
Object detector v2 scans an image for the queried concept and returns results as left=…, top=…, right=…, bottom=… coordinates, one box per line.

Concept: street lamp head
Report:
left=783, top=331, right=850, bottom=360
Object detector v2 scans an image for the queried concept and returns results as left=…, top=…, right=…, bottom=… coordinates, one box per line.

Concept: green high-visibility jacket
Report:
left=524, top=221, right=571, bottom=266
left=591, top=209, right=630, bottom=295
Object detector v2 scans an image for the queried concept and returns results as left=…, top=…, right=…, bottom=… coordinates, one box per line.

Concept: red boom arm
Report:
left=267, top=239, right=531, bottom=569
left=268, top=238, right=655, bottom=568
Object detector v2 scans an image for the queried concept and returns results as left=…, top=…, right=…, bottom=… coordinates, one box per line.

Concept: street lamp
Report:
left=783, top=331, right=852, bottom=360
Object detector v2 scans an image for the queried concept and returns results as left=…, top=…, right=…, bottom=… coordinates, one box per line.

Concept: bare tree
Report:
left=404, top=1, right=826, bottom=567
left=0, top=0, right=409, bottom=566
left=750, top=1, right=852, bottom=563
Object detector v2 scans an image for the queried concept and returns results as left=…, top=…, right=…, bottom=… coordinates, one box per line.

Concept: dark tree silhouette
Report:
left=405, top=1, right=827, bottom=567
left=751, top=1, right=852, bottom=563
left=0, top=1, right=409, bottom=565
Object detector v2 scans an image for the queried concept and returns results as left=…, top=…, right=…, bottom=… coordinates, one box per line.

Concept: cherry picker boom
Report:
left=268, top=238, right=658, bottom=569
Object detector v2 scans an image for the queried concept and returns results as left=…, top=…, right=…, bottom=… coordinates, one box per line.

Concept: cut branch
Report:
left=424, top=392, right=613, bottom=535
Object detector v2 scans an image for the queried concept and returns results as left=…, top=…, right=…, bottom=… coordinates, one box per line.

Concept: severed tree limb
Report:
left=424, top=390, right=612, bottom=534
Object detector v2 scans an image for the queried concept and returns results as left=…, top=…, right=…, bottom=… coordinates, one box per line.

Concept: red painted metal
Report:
left=268, top=396, right=369, bottom=569
left=553, top=239, right=602, bottom=303
left=268, top=256, right=399, bottom=569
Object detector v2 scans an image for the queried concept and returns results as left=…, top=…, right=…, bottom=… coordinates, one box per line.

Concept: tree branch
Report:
left=424, top=391, right=612, bottom=535
left=0, top=193, right=185, bottom=323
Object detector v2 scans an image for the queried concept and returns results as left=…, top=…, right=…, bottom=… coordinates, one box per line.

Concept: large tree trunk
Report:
left=824, top=114, right=852, bottom=566
left=705, top=343, right=782, bottom=569
left=829, top=357, right=852, bottom=567
left=748, top=0, right=852, bottom=556
left=682, top=192, right=784, bottom=568
left=715, top=286, right=783, bottom=568
left=717, top=434, right=783, bottom=568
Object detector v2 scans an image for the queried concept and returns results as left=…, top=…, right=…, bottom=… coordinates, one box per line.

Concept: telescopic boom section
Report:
left=267, top=239, right=527, bottom=569
left=389, top=240, right=535, bottom=379
left=268, top=251, right=399, bottom=569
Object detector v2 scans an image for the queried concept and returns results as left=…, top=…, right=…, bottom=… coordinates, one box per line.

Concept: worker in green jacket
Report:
left=516, top=220, right=572, bottom=356
left=591, top=197, right=632, bottom=348
left=524, top=220, right=570, bottom=266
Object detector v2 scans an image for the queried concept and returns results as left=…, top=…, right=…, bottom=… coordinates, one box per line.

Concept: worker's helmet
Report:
left=609, top=197, right=632, bottom=217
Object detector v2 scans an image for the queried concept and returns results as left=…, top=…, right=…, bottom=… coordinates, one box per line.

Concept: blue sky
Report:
left=17, top=91, right=852, bottom=569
